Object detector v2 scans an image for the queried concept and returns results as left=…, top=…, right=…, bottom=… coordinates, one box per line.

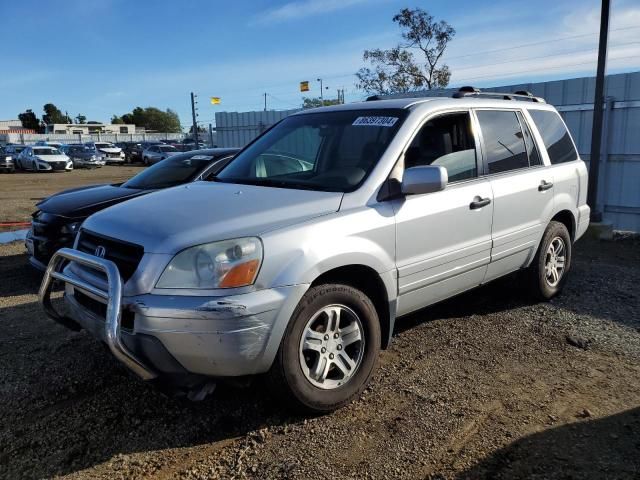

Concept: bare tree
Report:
left=356, top=8, right=455, bottom=95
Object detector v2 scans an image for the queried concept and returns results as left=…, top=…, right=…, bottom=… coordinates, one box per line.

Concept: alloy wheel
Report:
left=544, top=236, right=566, bottom=287
left=298, top=304, right=365, bottom=390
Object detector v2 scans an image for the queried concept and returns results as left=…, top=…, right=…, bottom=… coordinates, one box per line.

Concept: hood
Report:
left=83, top=181, right=343, bottom=254
left=38, top=184, right=147, bottom=217
left=97, top=147, right=121, bottom=153
left=37, top=154, right=69, bottom=163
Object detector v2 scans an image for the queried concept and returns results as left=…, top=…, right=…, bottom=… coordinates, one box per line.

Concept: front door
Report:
left=392, top=111, right=494, bottom=317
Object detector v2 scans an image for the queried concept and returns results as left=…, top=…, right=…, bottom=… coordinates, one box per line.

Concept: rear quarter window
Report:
left=529, top=110, right=578, bottom=164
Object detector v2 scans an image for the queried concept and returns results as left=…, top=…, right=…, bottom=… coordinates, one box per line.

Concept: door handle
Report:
left=470, top=197, right=491, bottom=210
left=538, top=180, right=553, bottom=191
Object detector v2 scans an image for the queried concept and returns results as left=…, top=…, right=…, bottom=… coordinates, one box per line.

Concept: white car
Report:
left=16, top=146, right=73, bottom=172
left=86, top=142, right=125, bottom=164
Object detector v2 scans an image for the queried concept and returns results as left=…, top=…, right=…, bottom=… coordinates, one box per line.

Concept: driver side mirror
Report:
left=401, top=166, right=448, bottom=195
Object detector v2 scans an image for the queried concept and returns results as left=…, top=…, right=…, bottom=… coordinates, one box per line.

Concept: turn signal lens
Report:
left=219, top=259, right=260, bottom=288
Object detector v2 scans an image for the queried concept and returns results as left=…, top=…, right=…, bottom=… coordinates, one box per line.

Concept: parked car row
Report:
left=114, top=139, right=207, bottom=164
left=37, top=90, right=590, bottom=411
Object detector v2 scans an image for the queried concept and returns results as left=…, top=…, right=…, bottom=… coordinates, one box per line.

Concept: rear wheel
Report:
left=143, top=156, right=150, bottom=166
left=526, top=221, right=572, bottom=300
left=269, top=283, right=381, bottom=412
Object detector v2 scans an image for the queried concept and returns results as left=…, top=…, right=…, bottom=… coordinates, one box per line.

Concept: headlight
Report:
left=157, top=237, right=263, bottom=289
left=61, top=221, right=82, bottom=235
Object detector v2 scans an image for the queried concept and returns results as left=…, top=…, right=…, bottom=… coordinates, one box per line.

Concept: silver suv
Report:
left=40, top=89, right=590, bottom=411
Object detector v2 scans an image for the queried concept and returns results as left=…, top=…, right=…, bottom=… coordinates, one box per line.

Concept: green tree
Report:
left=75, top=114, right=87, bottom=124
left=111, top=115, right=125, bottom=124
left=302, top=97, right=341, bottom=109
left=113, top=107, right=181, bottom=132
left=18, top=109, right=42, bottom=132
left=42, top=103, right=71, bottom=124
left=356, top=8, right=455, bottom=95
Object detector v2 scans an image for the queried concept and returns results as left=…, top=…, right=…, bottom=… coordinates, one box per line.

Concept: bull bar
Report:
left=39, top=247, right=157, bottom=381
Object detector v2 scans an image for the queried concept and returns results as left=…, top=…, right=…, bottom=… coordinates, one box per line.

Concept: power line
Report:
left=444, top=25, right=640, bottom=61
left=451, top=53, right=640, bottom=84
left=451, top=40, right=640, bottom=71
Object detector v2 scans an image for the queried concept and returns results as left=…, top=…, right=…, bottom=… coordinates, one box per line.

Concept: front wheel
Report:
left=526, top=221, right=572, bottom=300
left=269, top=284, right=381, bottom=413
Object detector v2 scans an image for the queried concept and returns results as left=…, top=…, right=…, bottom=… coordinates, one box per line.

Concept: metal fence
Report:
left=215, top=109, right=300, bottom=148
left=0, top=132, right=187, bottom=146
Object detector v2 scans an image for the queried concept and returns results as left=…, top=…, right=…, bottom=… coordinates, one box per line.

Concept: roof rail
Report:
left=452, top=86, right=545, bottom=103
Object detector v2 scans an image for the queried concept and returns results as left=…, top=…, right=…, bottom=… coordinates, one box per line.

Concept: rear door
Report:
left=473, top=108, right=555, bottom=282
left=393, top=110, right=494, bottom=316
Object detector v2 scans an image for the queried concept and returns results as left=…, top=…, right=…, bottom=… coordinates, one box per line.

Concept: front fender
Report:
left=258, top=204, right=397, bottom=298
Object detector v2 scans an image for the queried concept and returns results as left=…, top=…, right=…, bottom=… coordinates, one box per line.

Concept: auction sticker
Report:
left=352, top=116, right=399, bottom=127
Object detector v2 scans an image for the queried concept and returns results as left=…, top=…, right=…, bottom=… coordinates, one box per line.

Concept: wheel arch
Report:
left=310, top=264, right=395, bottom=350
left=550, top=209, right=576, bottom=241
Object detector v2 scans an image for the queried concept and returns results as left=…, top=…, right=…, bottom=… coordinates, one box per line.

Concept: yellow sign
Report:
left=299, top=81, right=309, bottom=92
left=210, top=97, right=221, bottom=105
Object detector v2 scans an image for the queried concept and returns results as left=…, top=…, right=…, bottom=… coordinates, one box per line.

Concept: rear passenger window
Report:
left=517, top=112, right=542, bottom=167
left=529, top=110, right=578, bottom=164
left=405, top=112, right=477, bottom=182
left=476, top=110, right=528, bottom=174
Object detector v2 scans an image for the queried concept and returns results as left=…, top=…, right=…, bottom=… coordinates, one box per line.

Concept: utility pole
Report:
left=317, top=78, right=323, bottom=101
left=586, top=0, right=610, bottom=222
left=190, top=92, right=199, bottom=145
left=263, top=93, right=268, bottom=111
left=209, top=123, right=214, bottom=147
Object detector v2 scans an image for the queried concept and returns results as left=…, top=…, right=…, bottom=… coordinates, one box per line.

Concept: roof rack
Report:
left=452, top=86, right=545, bottom=103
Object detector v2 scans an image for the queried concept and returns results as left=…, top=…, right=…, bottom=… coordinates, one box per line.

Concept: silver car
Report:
left=141, top=144, right=179, bottom=165
left=40, top=90, right=589, bottom=411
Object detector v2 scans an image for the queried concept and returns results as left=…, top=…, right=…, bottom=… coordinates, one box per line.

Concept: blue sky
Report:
left=1, top=0, right=638, bottom=128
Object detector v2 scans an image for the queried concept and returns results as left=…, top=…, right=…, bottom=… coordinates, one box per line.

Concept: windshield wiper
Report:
left=215, top=177, right=334, bottom=191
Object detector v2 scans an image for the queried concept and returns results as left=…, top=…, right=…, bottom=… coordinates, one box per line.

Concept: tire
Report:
left=269, top=283, right=381, bottom=413
left=143, top=157, right=149, bottom=166
left=526, top=221, right=572, bottom=300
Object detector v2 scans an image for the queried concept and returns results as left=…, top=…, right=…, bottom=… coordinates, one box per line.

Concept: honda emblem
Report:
left=94, top=245, right=106, bottom=258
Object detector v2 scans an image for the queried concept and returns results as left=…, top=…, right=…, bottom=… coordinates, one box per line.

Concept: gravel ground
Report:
left=0, top=165, right=143, bottom=225
left=1, top=235, right=639, bottom=479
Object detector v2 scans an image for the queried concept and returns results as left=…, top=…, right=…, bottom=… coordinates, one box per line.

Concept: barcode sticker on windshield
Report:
left=352, top=116, right=399, bottom=127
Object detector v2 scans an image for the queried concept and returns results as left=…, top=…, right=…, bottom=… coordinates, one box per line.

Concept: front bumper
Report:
left=39, top=248, right=308, bottom=380
left=74, top=158, right=104, bottom=167
left=0, top=159, right=14, bottom=170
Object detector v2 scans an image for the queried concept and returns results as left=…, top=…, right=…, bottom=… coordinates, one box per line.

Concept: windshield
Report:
left=158, top=145, right=177, bottom=152
left=34, top=148, right=61, bottom=155
left=95, top=143, right=113, bottom=149
left=122, top=152, right=221, bottom=189
left=216, top=109, right=406, bottom=192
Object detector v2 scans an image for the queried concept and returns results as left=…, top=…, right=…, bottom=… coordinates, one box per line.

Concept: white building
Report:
left=44, top=123, right=136, bottom=135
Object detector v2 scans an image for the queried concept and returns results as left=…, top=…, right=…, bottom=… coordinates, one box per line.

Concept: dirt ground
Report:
left=0, top=166, right=143, bottom=225
left=1, top=233, right=639, bottom=479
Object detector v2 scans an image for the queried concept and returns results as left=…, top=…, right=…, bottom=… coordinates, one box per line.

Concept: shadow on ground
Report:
left=458, top=407, right=640, bottom=479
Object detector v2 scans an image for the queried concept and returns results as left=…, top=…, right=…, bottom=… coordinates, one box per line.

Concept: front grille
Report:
left=51, top=162, right=66, bottom=171
left=76, top=230, right=144, bottom=282
left=108, top=152, right=120, bottom=158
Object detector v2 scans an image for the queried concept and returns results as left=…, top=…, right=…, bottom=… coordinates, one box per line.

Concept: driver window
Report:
left=405, top=112, right=478, bottom=182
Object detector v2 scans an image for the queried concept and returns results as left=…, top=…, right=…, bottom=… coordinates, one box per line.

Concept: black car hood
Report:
left=37, top=184, right=149, bottom=218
